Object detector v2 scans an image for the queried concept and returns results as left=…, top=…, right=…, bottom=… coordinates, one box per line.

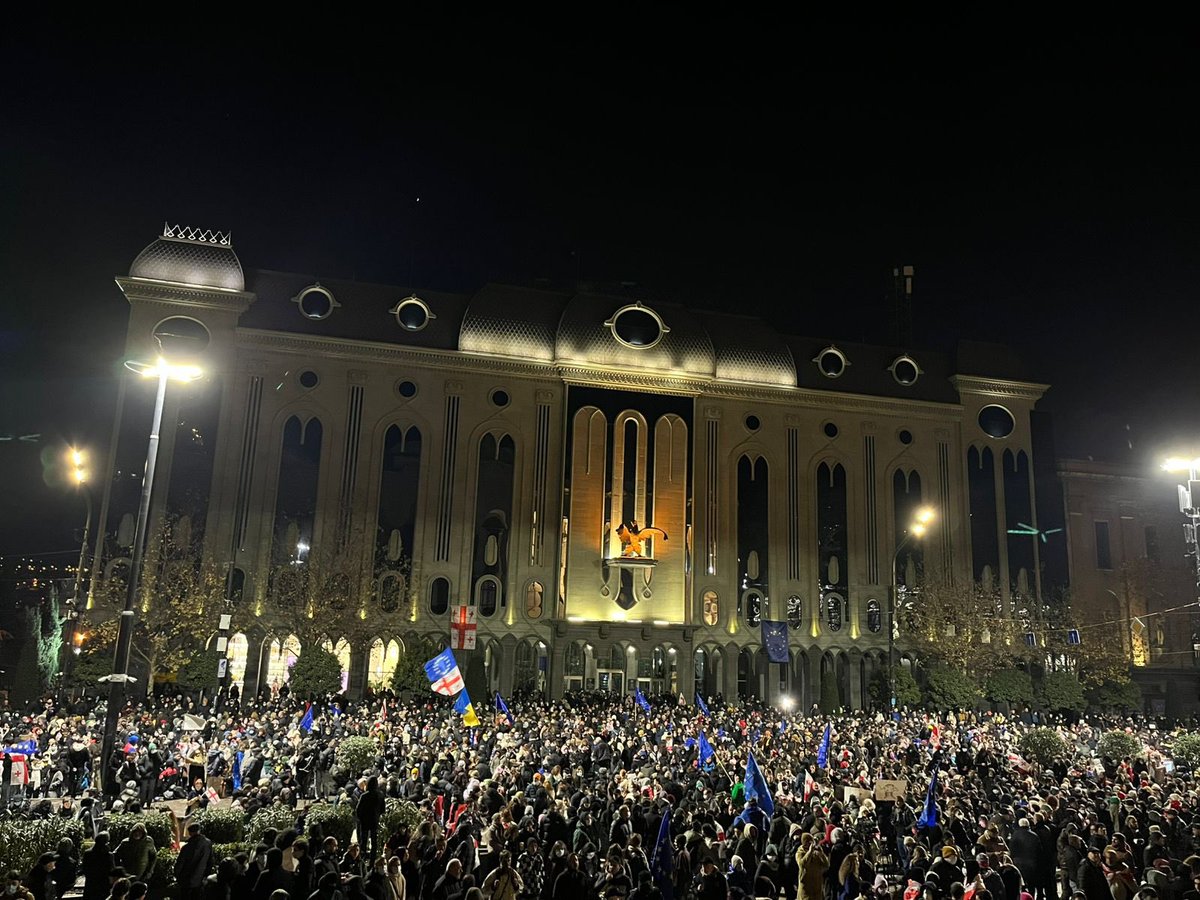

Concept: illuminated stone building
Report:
left=93, top=225, right=1057, bottom=705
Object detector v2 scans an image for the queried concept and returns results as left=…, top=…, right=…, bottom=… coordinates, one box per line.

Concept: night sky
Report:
left=3, top=32, right=1199, bottom=558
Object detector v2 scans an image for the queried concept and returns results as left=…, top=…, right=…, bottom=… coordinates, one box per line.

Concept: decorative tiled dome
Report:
left=129, top=224, right=245, bottom=291
left=460, top=284, right=565, bottom=361
left=696, top=311, right=797, bottom=387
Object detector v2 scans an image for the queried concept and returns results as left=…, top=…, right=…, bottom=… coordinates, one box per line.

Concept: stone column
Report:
left=848, top=654, right=862, bottom=710
left=549, top=641, right=567, bottom=700
left=673, top=645, right=693, bottom=700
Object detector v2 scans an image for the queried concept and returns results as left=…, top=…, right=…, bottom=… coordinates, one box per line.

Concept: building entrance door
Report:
left=596, top=669, right=624, bottom=694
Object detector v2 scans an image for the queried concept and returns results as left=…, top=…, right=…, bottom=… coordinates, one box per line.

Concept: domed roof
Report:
left=460, top=284, right=568, bottom=362
left=129, top=224, right=245, bottom=291
left=556, top=294, right=715, bottom=377
left=695, top=310, right=796, bottom=387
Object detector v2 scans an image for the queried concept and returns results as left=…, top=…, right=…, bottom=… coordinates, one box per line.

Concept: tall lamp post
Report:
left=99, top=351, right=202, bottom=791
left=61, top=448, right=92, bottom=701
left=889, top=506, right=936, bottom=708
left=1162, top=457, right=1200, bottom=665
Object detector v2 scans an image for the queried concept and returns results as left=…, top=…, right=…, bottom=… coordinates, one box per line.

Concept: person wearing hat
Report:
left=694, top=857, right=726, bottom=900
left=114, top=825, right=156, bottom=883
left=5, top=871, right=33, bottom=900
left=796, top=834, right=828, bottom=900
left=1077, top=847, right=1108, bottom=900
left=930, top=847, right=963, bottom=894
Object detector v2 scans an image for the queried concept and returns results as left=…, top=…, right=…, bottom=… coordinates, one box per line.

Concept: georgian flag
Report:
left=930, top=724, right=941, bottom=750
left=423, top=648, right=464, bottom=696
left=803, top=769, right=816, bottom=802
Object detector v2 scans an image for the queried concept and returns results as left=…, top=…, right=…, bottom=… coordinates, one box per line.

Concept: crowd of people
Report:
left=0, top=685, right=1196, bottom=900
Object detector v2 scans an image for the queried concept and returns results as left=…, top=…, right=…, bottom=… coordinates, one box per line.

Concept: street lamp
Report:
left=1162, top=457, right=1200, bottom=664
left=61, top=448, right=92, bottom=702
left=100, top=352, right=202, bottom=791
left=889, top=505, right=936, bottom=709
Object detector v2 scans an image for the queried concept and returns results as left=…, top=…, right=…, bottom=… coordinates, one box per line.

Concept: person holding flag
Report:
left=650, top=806, right=674, bottom=900
left=815, top=723, right=831, bottom=769
left=495, top=691, right=515, bottom=726
left=696, top=732, right=716, bottom=770
left=695, top=694, right=710, bottom=717
left=635, top=685, right=652, bottom=714
left=916, top=769, right=939, bottom=831
left=299, top=704, right=314, bottom=734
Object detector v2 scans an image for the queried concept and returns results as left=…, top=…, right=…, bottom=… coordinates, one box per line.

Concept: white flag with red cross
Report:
left=450, top=604, right=477, bottom=650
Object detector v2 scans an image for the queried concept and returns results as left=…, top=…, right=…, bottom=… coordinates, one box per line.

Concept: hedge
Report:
left=1097, top=730, right=1142, bottom=761
left=305, top=802, right=355, bottom=847
left=381, top=798, right=425, bottom=846
left=247, top=804, right=299, bottom=845
left=0, top=817, right=84, bottom=880
left=106, top=812, right=175, bottom=853
left=1018, top=727, right=1068, bottom=767
left=212, top=842, right=252, bottom=862
left=148, top=846, right=178, bottom=899
left=190, top=806, right=245, bottom=844
left=333, top=736, right=379, bottom=781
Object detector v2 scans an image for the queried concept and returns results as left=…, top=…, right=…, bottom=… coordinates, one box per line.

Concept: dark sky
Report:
left=3, top=31, right=1200, bottom=558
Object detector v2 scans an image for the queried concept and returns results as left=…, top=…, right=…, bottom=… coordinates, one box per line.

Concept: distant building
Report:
left=1058, top=458, right=1198, bottom=714
left=91, top=224, right=1063, bottom=705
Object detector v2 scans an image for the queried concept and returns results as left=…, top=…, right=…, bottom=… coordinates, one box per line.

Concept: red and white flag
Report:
left=930, top=724, right=941, bottom=749
left=803, top=769, right=816, bottom=802
left=450, top=605, right=477, bottom=650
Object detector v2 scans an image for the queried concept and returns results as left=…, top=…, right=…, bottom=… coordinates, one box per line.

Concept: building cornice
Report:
left=115, top=276, right=256, bottom=314
left=238, top=328, right=967, bottom=418
left=949, top=374, right=1050, bottom=402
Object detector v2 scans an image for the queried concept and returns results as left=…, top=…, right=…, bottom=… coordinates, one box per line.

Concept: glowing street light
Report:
left=889, top=506, right=937, bottom=708
left=1163, top=456, right=1200, bottom=665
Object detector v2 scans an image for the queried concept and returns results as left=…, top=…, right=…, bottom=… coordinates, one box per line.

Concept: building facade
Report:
left=91, top=225, right=1057, bottom=706
left=1058, top=458, right=1199, bottom=714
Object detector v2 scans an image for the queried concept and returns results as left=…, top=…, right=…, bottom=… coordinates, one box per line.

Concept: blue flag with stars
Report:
left=635, top=685, right=651, bottom=714
left=698, top=731, right=716, bottom=765
left=299, top=704, right=314, bottom=733
left=816, top=722, right=831, bottom=768
left=744, top=750, right=775, bottom=816
left=495, top=691, right=515, bottom=726
left=695, top=694, right=710, bottom=716
left=650, top=806, right=674, bottom=900
left=761, top=620, right=789, bottom=663
left=916, top=769, right=939, bottom=828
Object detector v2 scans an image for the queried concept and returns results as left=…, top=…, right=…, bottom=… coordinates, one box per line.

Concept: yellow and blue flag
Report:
left=453, top=689, right=481, bottom=727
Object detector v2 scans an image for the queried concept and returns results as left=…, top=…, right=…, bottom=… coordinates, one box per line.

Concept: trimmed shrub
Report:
left=1171, top=733, right=1200, bottom=768
left=380, top=798, right=425, bottom=846
left=148, top=846, right=178, bottom=899
left=819, top=676, right=841, bottom=714
left=333, top=736, right=380, bottom=781
left=1018, top=727, right=1068, bottom=767
left=0, top=817, right=84, bottom=880
left=246, top=804, right=300, bottom=845
left=1087, top=680, right=1142, bottom=713
left=926, top=667, right=981, bottom=710
left=1040, top=670, right=1087, bottom=713
left=106, top=812, right=175, bottom=852
left=305, top=801, right=355, bottom=847
left=984, top=670, right=1035, bottom=706
left=212, top=842, right=251, bottom=862
left=190, top=806, right=246, bottom=844
left=289, top=648, right=344, bottom=699
left=1098, top=730, right=1142, bottom=761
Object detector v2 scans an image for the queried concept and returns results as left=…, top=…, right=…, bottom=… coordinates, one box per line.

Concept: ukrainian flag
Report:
left=453, top=689, right=481, bottom=727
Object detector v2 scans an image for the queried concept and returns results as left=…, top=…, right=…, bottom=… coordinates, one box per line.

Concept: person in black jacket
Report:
left=54, top=839, right=79, bottom=900
left=1077, top=848, right=1109, bottom=900
left=81, top=832, right=113, bottom=900
left=357, top=778, right=386, bottom=863
left=176, top=824, right=216, bottom=900
left=25, top=854, right=57, bottom=900
left=253, top=850, right=294, bottom=900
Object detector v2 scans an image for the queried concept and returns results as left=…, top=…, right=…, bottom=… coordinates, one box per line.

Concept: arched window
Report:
left=866, top=598, right=882, bottom=633
left=266, top=634, right=301, bottom=688
left=826, top=593, right=845, bottom=632
left=702, top=590, right=719, bottom=626
left=430, top=577, right=450, bottom=615
left=740, top=589, right=765, bottom=627
left=525, top=581, right=544, bottom=620
left=272, top=416, right=322, bottom=568
left=227, top=567, right=246, bottom=604
left=227, top=633, right=248, bottom=692
left=368, top=638, right=402, bottom=688
left=787, top=595, right=803, bottom=629
left=477, top=576, right=500, bottom=618
left=566, top=642, right=585, bottom=676
left=378, top=573, right=403, bottom=613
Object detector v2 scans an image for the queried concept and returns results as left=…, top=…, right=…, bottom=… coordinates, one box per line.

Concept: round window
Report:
left=978, top=405, right=1016, bottom=439
left=814, top=346, right=847, bottom=378
left=890, top=355, right=921, bottom=386
left=298, top=370, right=319, bottom=389
left=745, top=414, right=761, bottom=432
left=898, top=429, right=913, bottom=445
left=606, top=303, right=669, bottom=349
left=396, top=380, right=417, bottom=399
left=393, top=296, right=435, bottom=332
left=823, top=422, right=839, bottom=439
left=491, top=389, right=510, bottom=408
left=295, top=286, right=336, bottom=320
left=153, top=316, right=210, bottom=357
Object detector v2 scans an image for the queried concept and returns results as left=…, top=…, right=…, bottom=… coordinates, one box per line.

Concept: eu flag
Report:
left=697, top=732, right=716, bottom=765
left=816, top=722, right=831, bottom=769
left=635, top=686, right=652, bottom=714
left=695, top=694, right=710, bottom=716
left=650, top=806, right=674, bottom=900
left=299, top=704, right=314, bottom=733
left=761, top=620, right=790, bottom=663
left=744, top=750, right=775, bottom=816
left=916, top=769, right=939, bottom=828
left=495, top=691, right=515, bottom=726
left=232, top=750, right=243, bottom=791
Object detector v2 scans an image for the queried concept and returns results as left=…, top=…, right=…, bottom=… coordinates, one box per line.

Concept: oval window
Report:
left=153, top=316, right=211, bottom=357
left=890, top=355, right=921, bottom=386
left=295, top=286, right=336, bottom=320
left=606, top=303, right=669, bottom=349
left=978, top=405, right=1016, bottom=439
left=393, top=296, right=435, bottom=332
left=815, top=346, right=847, bottom=378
